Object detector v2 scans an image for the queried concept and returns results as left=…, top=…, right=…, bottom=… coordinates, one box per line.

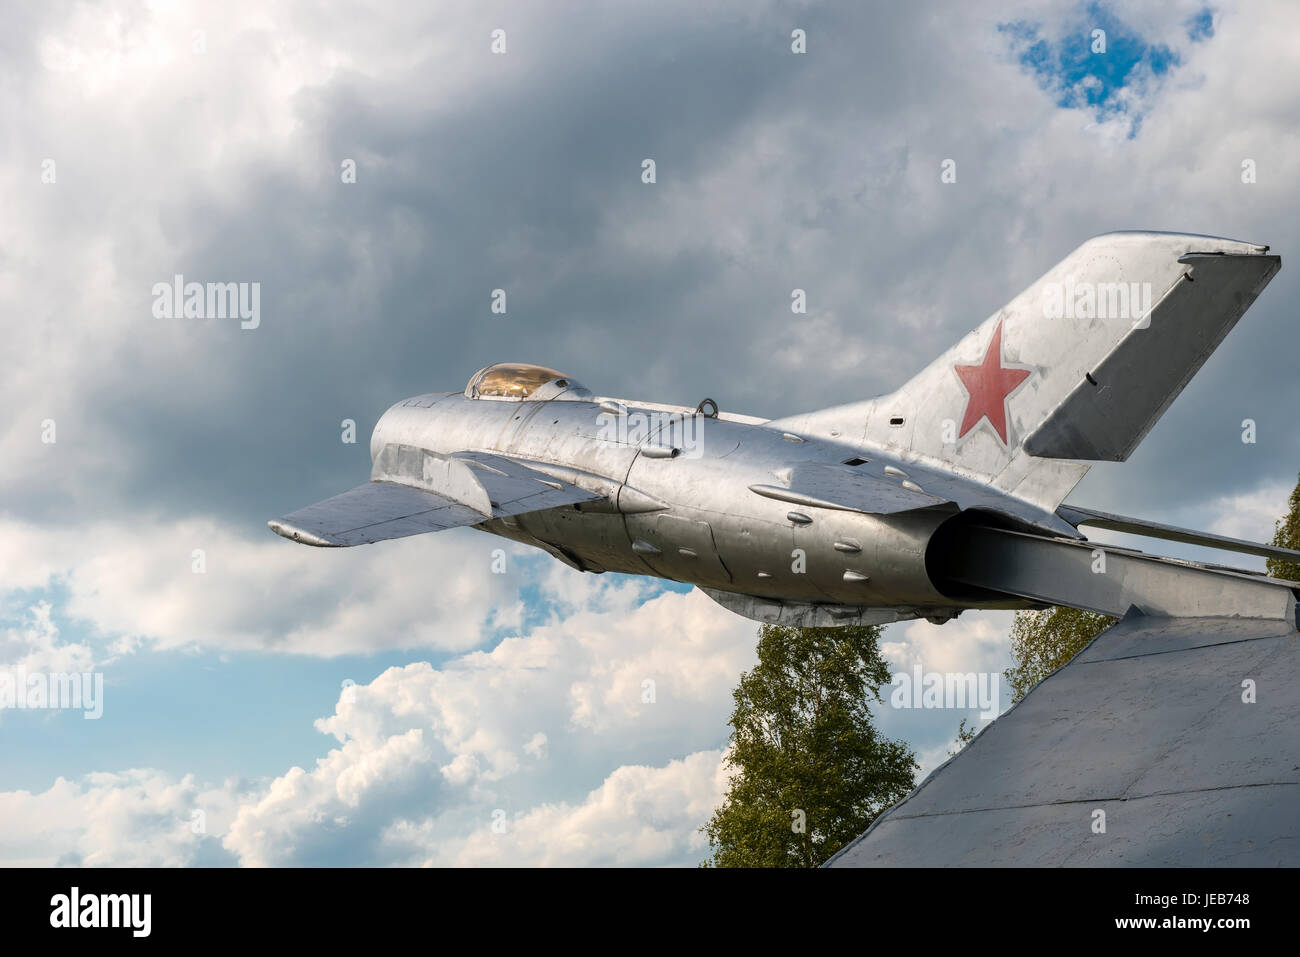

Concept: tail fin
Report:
left=772, top=231, right=1280, bottom=509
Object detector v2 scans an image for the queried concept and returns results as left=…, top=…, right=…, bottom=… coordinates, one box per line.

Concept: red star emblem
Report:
left=954, top=320, right=1031, bottom=446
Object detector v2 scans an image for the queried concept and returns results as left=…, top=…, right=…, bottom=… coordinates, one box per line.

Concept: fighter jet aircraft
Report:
left=270, top=231, right=1300, bottom=627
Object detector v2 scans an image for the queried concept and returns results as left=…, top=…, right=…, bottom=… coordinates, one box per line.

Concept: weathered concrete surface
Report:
left=827, top=613, right=1300, bottom=866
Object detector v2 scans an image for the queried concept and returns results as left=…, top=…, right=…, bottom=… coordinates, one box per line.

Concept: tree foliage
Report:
left=1003, top=606, right=1116, bottom=705
left=1266, top=471, right=1300, bottom=584
left=703, top=624, right=917, bottom=868
left=949, top=717, right=979, bottom=756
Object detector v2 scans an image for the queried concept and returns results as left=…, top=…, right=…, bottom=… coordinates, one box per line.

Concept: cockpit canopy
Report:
left=464, top=362, right=591, bottom=401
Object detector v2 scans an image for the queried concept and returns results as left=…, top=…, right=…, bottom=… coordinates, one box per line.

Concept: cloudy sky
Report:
left=2, top=0, right=1297, bottom=866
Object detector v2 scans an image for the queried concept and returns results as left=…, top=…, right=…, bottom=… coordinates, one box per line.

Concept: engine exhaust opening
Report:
left=925, top=508, right=1056, bottom=605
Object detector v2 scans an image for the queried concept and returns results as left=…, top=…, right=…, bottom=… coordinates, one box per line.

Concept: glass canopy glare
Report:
left=466, top=362, right=571, bottom=399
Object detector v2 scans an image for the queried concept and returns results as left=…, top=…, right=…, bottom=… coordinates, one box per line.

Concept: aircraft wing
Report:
left=268, top=481, right=489, bottom=546
left=269, top=448, right=601, bottom=547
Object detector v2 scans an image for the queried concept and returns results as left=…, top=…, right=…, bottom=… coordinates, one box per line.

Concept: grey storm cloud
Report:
left=4, top=0, right=1297, bottom=532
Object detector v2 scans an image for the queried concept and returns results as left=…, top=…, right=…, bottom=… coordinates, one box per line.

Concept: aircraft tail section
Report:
left=772, top=231, right=1280, bottom=510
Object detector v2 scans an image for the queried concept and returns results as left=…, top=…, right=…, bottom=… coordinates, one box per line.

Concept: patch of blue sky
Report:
left=1, top=583, right=456, bottom=792
left=1186, top=7, right=1215, bottom=42
left=0, top=642, right=383, bottom=792
left=0, top=557, right=695, bottom=793
left=0, top=580, right=74, bottom=628
left=998, top=2, right=1209, bottom=137
left=500, top=551, right=692, bottom=639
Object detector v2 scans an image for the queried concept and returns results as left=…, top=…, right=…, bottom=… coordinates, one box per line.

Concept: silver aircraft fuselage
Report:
left=369, top=390, right=990, bottom=619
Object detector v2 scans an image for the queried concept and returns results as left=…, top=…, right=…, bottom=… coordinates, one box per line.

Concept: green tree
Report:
left=703, top=624, right=917, bottom=868
left=949, top=717, right=979, bottom=756
left=1003, top=606, right=1116, bottom=705
left=1266, top=471, right=1300, bottom=583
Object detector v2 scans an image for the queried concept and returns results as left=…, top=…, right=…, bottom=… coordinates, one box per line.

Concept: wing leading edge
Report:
left=269, top=448, right=601, bottom=547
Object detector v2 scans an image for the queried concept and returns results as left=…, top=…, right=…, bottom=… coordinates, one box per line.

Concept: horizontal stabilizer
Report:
left=1059, top=503, right=1300, bottom=570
